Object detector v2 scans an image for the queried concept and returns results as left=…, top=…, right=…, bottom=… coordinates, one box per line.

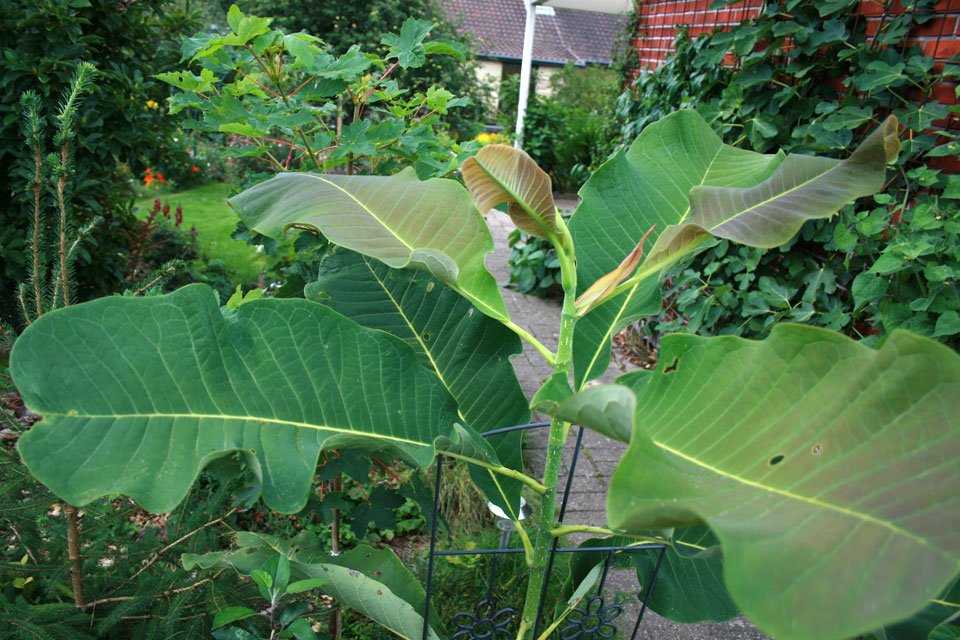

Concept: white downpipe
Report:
left=515, top=0, right=537, bottom=149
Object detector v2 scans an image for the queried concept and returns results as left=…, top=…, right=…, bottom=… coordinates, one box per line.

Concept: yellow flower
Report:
left=475, top=133, right=491, bottom=144
left=145, top=100, right=159, bottom=110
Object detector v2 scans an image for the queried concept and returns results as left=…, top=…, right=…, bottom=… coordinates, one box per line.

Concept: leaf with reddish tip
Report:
left=461, top=144, right=558, bottom=238
left=575, top=225, right=655, bottom=316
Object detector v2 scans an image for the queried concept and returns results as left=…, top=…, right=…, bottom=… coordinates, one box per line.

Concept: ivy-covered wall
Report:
left=631, top=0, right=960, bottom=136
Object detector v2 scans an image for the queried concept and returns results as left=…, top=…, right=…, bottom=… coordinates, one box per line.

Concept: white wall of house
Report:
left=536, top=65, right=561, bottom=96
left=474, top=59, right=564, bottom=113
left=475, top=59, right=504, bottom=111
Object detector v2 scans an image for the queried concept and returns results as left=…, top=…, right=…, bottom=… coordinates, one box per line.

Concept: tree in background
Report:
left=0, top=0, right=202, bottom=324
left=235, top=0, right=488, bottom=135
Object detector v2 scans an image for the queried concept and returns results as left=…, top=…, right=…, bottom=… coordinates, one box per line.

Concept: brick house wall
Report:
left=632, top=1, right=960, bottom=72
left=628, top=1, right=960, bottom=167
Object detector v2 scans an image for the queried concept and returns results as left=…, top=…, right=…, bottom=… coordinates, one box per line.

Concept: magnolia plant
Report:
left=10, top=111, right=960, bottom=640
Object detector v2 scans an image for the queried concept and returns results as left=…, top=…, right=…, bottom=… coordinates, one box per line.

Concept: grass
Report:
left=134, top=182, right=269, bottom=284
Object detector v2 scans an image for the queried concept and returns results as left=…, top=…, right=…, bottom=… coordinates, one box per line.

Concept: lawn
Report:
left=135, top=182, right=269, bottom=283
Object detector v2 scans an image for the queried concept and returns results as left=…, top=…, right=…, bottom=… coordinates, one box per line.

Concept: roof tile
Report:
left=442, top=0, right=624, bottom=65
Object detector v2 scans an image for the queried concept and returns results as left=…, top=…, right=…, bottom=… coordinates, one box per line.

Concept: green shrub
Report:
left=235, top=0, right=489, bottom=138
left=499, top=64, right=621, bottom=193
left=0, top=0, right=202, bottom=324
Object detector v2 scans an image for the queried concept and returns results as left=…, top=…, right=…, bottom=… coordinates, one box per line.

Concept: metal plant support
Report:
left=422, top=423, right=668, bottom=640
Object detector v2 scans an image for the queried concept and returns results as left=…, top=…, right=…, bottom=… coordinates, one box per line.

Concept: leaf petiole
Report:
left=437, top=450, right=547, bottom=494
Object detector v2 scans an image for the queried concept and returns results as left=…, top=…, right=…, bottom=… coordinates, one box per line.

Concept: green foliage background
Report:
left=235, top=0, right=489, bottom=136
left=0, top=0, right=201, bottom=324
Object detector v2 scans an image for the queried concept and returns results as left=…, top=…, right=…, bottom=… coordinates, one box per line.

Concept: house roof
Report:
left=442, top=0, right=624, bottom=66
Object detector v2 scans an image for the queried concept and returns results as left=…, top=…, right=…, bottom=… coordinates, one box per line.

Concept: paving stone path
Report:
left=484, top=201, right=769, bottom=640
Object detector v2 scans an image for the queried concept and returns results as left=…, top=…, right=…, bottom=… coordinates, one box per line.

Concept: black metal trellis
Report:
left=422, top=423, right=668, bottom=640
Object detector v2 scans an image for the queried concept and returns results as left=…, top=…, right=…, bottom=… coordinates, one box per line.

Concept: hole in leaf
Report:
left=812, top=444, right=821, bottom=454
left=664, top=357, right=679, bottom=374
left=769, top=454, right=785, bottom=466
left=422, top=332, right=431, bottom=341
left=468, top=308, right=474, bottom=317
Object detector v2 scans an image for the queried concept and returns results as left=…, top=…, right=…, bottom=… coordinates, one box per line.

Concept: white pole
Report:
left=515, top=0, right=537, bottom=149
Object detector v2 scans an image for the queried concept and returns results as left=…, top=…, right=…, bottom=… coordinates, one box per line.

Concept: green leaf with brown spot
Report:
left=582, top=325, right=960, bottom=640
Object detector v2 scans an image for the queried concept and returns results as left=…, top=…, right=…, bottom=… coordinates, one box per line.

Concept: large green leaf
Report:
left=569, top=111, right=897, bottom=389
left=11, top=284, right=501, bottom=513
left=228, top=167, right=509, bottom=322
left=646, top=114, right=900, bottom=264
left=568, top=110, right=784, bottom=388
left=631, top=526, right=739, bottom=624
left=183, top=532, right=441, bottom=640
left=567, top=530, right=738, bottom=624
left=305, top=248, right=529, bottom=512
left=599, top=325, right=960, bottom=640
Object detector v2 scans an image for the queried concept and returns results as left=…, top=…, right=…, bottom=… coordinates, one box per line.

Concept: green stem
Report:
left=437, top=450, right=546, bottom=494
left=517, top=264, right=578, bottom=640
left=549, top=525, right=668, bottom=545
left=503, top=321, right=557, bottom=366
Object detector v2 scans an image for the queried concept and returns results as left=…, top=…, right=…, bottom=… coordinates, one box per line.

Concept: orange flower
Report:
left=156, top=172, right=165, bottom=183
left=191, top=166, right=200, bottom=173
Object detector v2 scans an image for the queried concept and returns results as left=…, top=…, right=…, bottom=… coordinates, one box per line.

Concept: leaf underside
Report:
left=306, top=248, right=530, bottom=511
left=228, top=167, right=510, bottom=322
left=461, top=144, right=557, bottom=238
left=605, top=325, right=960, bottom=640
left=12, top=285, right=497, bottom=513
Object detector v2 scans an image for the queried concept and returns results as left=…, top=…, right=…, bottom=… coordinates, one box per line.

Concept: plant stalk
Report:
left=517, top=271, right=577, bottom=639
left=65, top=504, right=86, bottom=609
left=330, top=473, right=342, bottom=640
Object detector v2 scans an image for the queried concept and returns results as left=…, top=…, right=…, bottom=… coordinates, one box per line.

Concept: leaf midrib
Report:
left=653, top=439, right=948, bottom=557
left=701, top=156, right=843, bottom=232
left=362, top=257, right=467, bottom=422
left=46, top=411, right=431, bottom=448
left=304, top=173, right=414, bottom=251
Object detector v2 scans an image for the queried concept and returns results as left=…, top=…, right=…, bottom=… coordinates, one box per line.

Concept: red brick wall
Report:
left=632, top=0, right=763, bottom=69
left=630, top=0, right=960, bottom=169
left=632, top=0, right=960, bottom=81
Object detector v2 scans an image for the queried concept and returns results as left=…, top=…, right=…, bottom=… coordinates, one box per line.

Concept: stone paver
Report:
left=484, top=204, right=769, bottom=640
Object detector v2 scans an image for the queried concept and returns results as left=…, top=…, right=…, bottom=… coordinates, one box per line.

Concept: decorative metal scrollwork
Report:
left=451, top=599, right=515, bottom=639
left=559, top=594, right=622, bottom=640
